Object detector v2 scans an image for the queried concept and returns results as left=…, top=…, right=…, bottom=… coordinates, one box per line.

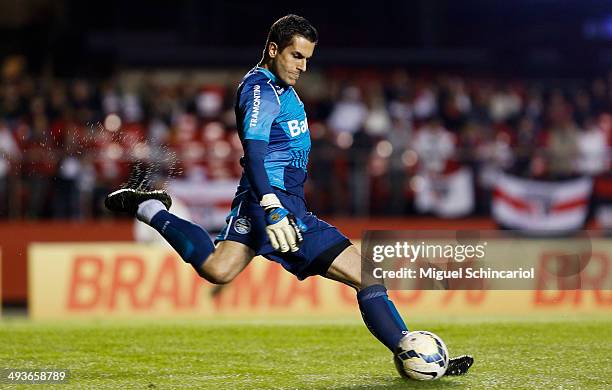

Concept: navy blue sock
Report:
left=357, top=284, right=409, bottom=352
left=149, top=210, right=214, bottom=272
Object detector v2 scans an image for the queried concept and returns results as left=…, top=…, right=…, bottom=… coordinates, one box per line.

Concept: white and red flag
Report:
left=492, top=173, right=592, bottom=234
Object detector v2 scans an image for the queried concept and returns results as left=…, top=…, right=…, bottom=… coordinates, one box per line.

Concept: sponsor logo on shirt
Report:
left=250, top=85, right=261, bottom=127
left=288, top=119, right=309, bottom=137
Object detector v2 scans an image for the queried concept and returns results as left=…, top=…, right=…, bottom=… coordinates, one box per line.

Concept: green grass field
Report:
left=0, top=318, right=610, bottom=389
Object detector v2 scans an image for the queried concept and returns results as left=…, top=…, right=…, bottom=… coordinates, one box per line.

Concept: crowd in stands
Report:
left=0, top=55, right=610, bottom=219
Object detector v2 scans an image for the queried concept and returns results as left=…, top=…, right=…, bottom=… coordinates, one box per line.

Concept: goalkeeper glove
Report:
left=260, top=193, right=307, bottom=253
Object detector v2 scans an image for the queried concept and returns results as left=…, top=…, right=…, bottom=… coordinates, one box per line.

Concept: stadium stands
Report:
left=0, top=57, right=610, bottom=221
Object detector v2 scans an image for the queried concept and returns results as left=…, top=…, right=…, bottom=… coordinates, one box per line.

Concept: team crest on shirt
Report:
left=234, top=217, right=251, bottom=234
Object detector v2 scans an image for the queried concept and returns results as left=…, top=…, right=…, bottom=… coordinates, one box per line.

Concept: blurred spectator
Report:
left=412, top=80, right=437, bottom=120
left=0, top=120, right=20, bottom=216
left=489, top=85, right=522, bottom=123
left=386, top=118, right=412, bottom=214
left=546, top=120, right=580, bottom=178
left=307, top=122, right=338, bottom=215
left=576, top=117, right=608, bottom=175
left=363, top=84, right=391, bottom=137
left=327, top=85, right=367, bottom=134
left=412, top=117, right=455, bottom=173
left=513, top=116, right=539, bottom=176
left=23, top=115, right=56, bottom=218
left=573, top=89, right=592, bottom=127
left=54, top=127, right=82, bottom=219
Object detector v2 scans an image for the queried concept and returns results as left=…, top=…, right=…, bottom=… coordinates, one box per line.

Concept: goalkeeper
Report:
left=105, top=14, right=472, bottom=377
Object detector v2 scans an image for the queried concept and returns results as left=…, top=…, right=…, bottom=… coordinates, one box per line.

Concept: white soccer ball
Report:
left=394, top=331, right=449, bottom=380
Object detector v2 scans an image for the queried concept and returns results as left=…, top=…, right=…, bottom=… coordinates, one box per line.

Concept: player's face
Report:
left=269, top=36, right=315, bottom=86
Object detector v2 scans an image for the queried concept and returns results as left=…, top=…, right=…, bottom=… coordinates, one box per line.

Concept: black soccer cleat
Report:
left=444, top=355, right=474, bottom=376
left=104, top=188, right=172, bottom=215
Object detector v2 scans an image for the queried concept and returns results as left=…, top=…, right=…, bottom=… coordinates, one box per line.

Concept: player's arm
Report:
left=239, top=82, right=305, bottom=253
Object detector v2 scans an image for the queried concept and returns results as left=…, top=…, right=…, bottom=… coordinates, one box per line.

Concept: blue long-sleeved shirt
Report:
left=235, top=66, right=311, bottom=200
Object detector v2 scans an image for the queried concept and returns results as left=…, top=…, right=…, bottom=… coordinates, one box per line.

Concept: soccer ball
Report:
left=394, top=331, right=449, bottom=380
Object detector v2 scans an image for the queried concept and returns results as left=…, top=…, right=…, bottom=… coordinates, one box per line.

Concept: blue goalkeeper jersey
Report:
left=235, top=66, right=311, bottom=198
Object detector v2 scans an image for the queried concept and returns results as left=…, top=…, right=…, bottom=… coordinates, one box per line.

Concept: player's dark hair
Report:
left=265, top=14, right=318, bottom=54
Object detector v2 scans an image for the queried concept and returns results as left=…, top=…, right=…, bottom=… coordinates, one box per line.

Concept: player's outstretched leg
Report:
left=325, top=245, right=409, bottom=351
left=357, top=284, right=409, bottom=352
left=325, top=245, right=474, bottom=377
left=105, top=188, right=214, bottom=273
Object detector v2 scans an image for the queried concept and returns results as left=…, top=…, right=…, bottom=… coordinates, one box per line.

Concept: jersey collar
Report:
left=255, top=66, right=290, bottom=94
left=256, top=66, right=283, bottom=86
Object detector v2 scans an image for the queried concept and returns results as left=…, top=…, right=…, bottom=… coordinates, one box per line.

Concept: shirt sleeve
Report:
left=238, top=81, right=281, bottom=200
left=239, top=81, right=280, bottom=142
left=242, top=139, right=274, bottom=200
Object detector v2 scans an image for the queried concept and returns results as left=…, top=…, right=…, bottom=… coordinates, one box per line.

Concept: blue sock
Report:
left=149, top=210, right=214, bottom=272
left=357, top=284, right=409, bottom=352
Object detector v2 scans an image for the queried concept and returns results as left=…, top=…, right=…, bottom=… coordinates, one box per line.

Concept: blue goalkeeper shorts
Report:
left=215, top=188, right=351, bottom=280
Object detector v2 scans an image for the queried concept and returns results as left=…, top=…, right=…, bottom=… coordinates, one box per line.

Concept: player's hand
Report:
left=260, top=193, right=307, bottom=253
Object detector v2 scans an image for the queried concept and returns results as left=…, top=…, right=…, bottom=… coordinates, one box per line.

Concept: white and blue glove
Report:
left=260, top=193, right=307, bottom=253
